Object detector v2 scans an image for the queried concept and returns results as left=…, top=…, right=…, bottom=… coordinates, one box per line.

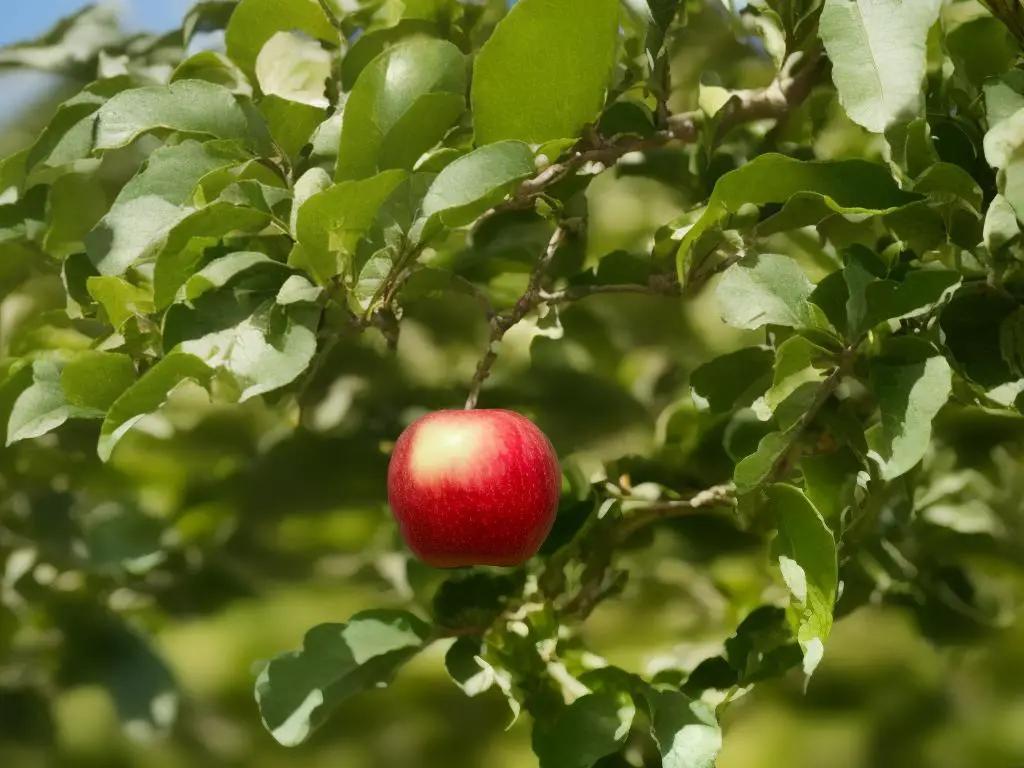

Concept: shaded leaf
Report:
left=152, top=202, right=274, bottom=308
left=767, top=483, right=837, bottom=678
left=645, top=688, right=721, bottom=768
left=98, top=352, right=213, bottom=461
left=531, top=692, right=634, bottom=768
left=690, top=347, right=774, bottom=413
left=677, top=154, right=917, bottom=275
left=734, top=431, right=788, bottom=494
left=293, top=170, right=407, bottom=282
left=167, top=296, right=319, bottom=401
left=86, top=139, right=250, bottom=276
left=255, top=611, right=431, bottom=747
left=7, top=359, right=101, bottom=445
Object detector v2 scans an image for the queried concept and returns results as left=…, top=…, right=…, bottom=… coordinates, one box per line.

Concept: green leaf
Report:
left=293, top=170, right=407, bottom=282
left=472, top=0, right=620, bottom=145
left=800, top=448, right=862, bottom=522
left=225, top=0, right=340, bottom=80
left=184, top=1, right=238, bottom=45
left=946, top=15, right=1019, bottom=88
left=690, top=347, right=774, bottom=413
left=94, top=81, right=256, bottom=152
left=82, top=502, right=166, bottom=575
left=419, top=141, right=536, bottom=237
left=43, top=173, right=108, bottom=259
left=766, top=336, right=831, bottom=412
left=862, top=270, right=960, bottom=331
left=868, top=342, right=952, bottom=480
left=7, top=359, right=101, bottom=445
left=152, top=202, right=274, bottom=309
left=818, top=0, right=942, bottom=133
left=432, top=569, right=527, bottom=631
left=24, top=79, right=123, bottom=175
left=255, top=611, right=431, bottom=747
left=255, top=30, right=331, bottom=108
left=172, top=51, right=252, bottom=95
left=985, top=108, right=1024, bottom=219
left=716, top=605, right=803, bottom=688
left=677, top=154, right=918, bottom=274
left=984, top=194, right=1021, bottom=253
left=444, top=636, right=505, bottom=698
left=276, top=275, right=322, bottom=305
left=767, top=483, right=837, bottom=678
left=984, top=71, right=1024, bottom=128
left=352, top=252, right=395, bottom=310
left=716, top=253, right=829, bottom=331
left=290, top=168, right=332, bottom=238
left=341, top=18, right=441, bottom=91
left=61, top=352, right=136, bottom=411
left=336, top=39, right=466, bottom=181
left=177, top=251, right=290, bottom=302
left=645, top=689, right=721, bottom=768
left=914, top=162, right=983, bottom=212
left=86, top=139, right=251, bottom=276
left=259, top=96, right=326, bottom=159
left=98, top=352, right=213, bottom=462
left=101, top=623, right=179, bottom=741
left=166, top=297, right=318, bottom=401
left=531, top=692, right=634, bottom=768
left=734, top=431, right=788, bottom=494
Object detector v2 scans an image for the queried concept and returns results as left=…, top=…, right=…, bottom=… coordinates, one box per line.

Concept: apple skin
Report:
left=387, top=409, right=561, bottom=568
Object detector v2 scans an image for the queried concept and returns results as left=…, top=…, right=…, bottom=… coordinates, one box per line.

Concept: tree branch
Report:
left=464, top=225, right=568, bottom=409
left=507, top=50, right=825, bottom=208
left=537, top=275, right=681, bottom=304
left=765, top=345, right=855, bottom=485
left=617, top=483, right=737, bottom=538
left=316, top=0, right=344, bottom=31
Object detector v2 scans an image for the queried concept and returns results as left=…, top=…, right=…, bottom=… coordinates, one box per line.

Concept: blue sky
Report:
left=1, top=1, right=187, bottom=47
left=1, top=2, right=190, bottom=122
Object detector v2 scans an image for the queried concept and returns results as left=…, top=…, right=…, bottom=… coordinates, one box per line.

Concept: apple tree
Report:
left=1, top=0, right=1024, bottom=765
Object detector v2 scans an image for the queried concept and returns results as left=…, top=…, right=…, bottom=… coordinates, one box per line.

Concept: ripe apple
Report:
left=387, top=409, right=561, bottom=568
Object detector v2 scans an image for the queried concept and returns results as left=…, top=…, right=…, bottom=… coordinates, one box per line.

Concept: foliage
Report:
left=1, top=0, right=1023, bottom=766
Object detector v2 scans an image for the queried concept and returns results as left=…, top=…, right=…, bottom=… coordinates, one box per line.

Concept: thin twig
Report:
left=316, top=0, right=345, bottom=30
left=618, top=483, right=737, bottom=538
left=538, top=278, right=681, bottom=304
left=765, top=345, right=856, bottom=485
left=505, top=51, right=826, bottom=211
left=464, top=226, right=568, bottom=409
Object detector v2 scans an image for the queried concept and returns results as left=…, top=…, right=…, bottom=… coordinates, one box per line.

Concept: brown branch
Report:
left=464, top=226, right=568, bottom=409
left=505, top=51, right=825, bottom=210
left=537, top=276, right=681, bottom=304
left=764, top=344, right=856, bottom=485
left=618, top=483, right=737, bottom=538
left=307, top=50, right=826, bottom=403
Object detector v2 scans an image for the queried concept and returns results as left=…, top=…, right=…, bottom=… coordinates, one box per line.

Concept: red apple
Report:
left=387, top=409, right=561, bottom=568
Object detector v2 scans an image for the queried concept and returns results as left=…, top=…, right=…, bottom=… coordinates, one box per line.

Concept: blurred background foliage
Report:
left=1, top=1, right=1023, bottom=767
